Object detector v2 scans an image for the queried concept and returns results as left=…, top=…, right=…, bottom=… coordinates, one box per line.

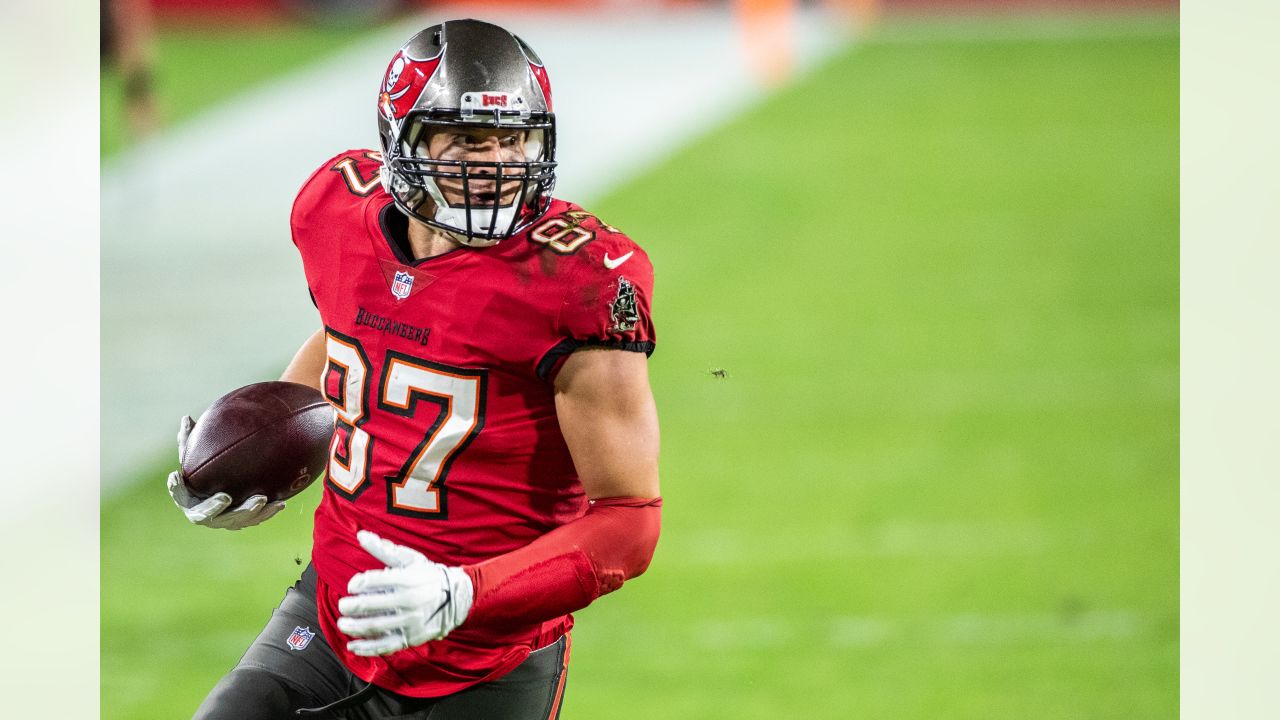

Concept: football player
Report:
left=167, top=19, right=662, bottom=719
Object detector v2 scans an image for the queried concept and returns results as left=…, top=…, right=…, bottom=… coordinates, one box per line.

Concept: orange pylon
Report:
left=735, top=0, right=797, bottom=88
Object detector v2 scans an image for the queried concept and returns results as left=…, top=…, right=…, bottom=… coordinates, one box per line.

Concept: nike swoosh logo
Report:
left=603, top=251, right=634, bottom=270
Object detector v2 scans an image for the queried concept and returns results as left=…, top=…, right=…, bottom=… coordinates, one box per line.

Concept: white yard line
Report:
left=605, top=610, right=1146, bottom=650
left=576, top=607, right=1149, bottom=650
left=679, top=521, right=1053, bottom=567
left=689, top=610, right=1144, bottom=650
left=100, top=6, right=853, bottom=493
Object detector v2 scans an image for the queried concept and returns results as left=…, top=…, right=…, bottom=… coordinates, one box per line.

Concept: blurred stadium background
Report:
left=101, top=0, right=1178, bottom=717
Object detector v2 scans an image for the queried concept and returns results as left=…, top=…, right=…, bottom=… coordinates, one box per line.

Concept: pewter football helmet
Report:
left=376, top=19, right=557, bottom=246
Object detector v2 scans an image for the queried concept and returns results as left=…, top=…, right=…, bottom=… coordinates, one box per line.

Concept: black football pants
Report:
left=193, top=565, right=570, bottom=720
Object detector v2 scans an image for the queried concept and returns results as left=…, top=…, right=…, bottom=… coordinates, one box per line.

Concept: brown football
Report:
left=180, top=381, right=334, bottom=502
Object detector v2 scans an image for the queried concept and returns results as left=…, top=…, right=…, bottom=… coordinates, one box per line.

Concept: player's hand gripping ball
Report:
left=167, top=381, right=335, bottom=530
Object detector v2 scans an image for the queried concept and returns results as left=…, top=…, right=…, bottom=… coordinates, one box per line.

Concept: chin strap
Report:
left=463, top=496, right=663, bottom=628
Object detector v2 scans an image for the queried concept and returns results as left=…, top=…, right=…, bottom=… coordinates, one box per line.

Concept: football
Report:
left=180, top=381, right=334, bottom=502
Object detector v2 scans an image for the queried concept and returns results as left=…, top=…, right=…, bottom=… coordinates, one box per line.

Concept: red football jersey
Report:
left=290, top=149, right=656, bottom=697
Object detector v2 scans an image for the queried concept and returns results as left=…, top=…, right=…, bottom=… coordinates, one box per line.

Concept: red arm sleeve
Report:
left=462, top=496, right=662, bottom=629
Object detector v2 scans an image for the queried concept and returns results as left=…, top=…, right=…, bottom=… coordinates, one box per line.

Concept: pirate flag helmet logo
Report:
left=379, top=48, right=444, bottom=126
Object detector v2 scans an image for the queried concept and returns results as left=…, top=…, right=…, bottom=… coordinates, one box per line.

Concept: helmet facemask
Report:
left=383, top=107, right=556, bottom=247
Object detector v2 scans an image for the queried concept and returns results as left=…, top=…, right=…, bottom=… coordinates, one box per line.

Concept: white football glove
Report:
left=167, top=415, right=286, bottom=530
left=337, top=530, right=474, bottom=657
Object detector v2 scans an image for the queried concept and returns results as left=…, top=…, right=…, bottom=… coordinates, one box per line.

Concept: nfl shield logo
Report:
left=286, top=626, right=316, bottom=651
left=391, top=270, right=414, bottom=300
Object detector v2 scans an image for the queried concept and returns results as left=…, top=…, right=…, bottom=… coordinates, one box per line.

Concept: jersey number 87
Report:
left=323, top=329, right=487, bottom=518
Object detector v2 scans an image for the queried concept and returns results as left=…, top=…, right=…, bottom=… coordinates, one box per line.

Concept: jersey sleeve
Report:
left=535, top=223, right=657, bottom=381
left=290, top=149, right=380, bottom=312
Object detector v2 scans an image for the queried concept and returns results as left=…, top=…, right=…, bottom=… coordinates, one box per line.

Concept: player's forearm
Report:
left=462, top=496, right=662, bottom=629
left=280, top=329, right=327, bottom=391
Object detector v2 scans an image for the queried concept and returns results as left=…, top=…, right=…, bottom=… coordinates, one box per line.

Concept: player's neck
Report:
left=407, top=218, right=463, bottom=259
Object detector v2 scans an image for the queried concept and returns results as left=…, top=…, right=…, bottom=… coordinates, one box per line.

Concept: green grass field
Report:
left=102, top=16, right=1179, bottom=719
